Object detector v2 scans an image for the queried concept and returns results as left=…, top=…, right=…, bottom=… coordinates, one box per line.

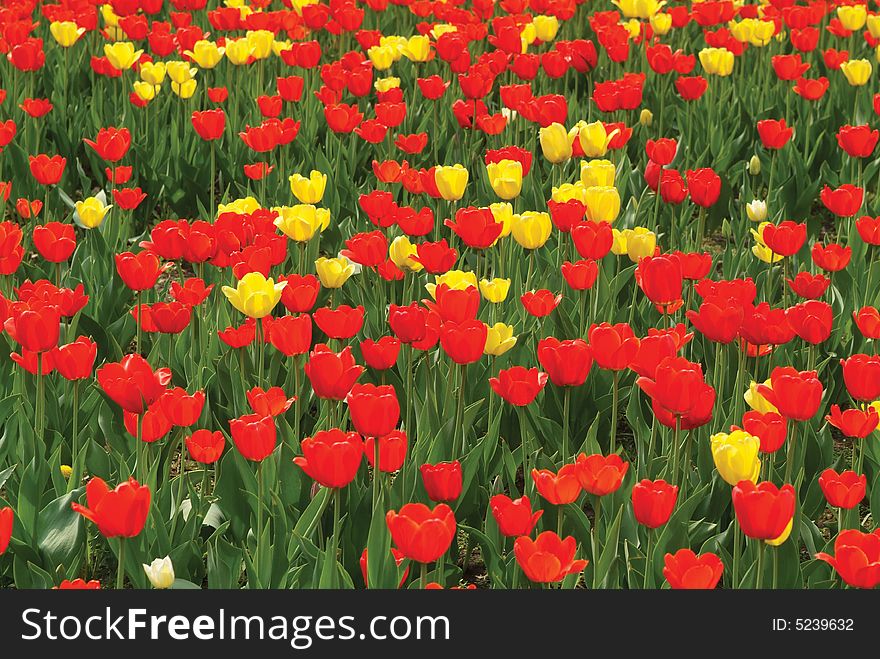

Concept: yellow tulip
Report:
left=50, top=21, right=85, bottom=48
left=748, top=155, right=762, bottom=176
left=375, top=77, right=400, bottom=93
left=75, top=197, right=112, bottom=229
left=104, top=42, right=144, bottom=70
left=219, top=197, right=261, bottom=215
left=710, top=430, right=761, bottom=486
left=184, top=40, right=225, bottom=69
left=272, top=39, right=292, bottom=58
left=539, top=122, right=573, bottom=164
left=484, top=323, right=518, bottom=356
left=380, top=36, right=407, bottom=59
left=551, top=182, right=588, bottom=204
left=133, top=81, right=159, bottom=102
left=486, top=159, right=523, bottom=200
left=622, top=19, right=641, bottom=39
left=431, top=24, right=457, bottom=40
left=402, top=35, right=431, bottom=62
left=273, top=205, right=330, bottom=242
left=221, top=272, right=286, bottom=319
left=368, top=45, right=396, bottom=71
left=745, top=379, right=778, bottom=414
left=765, top=519, right=793, bottom=547
left=748, top=20, right=775, bottom=47
left=841, top=59, right=872, bottom=86
left=291, top=0, right=319, bottom=13
left=425, top=270, right=478, bottom=297
left=580, top=159, right=616, bottom=188
left=101, top=4, right=120, bottom=27
left=247, top=30, right=274, bottom=60
left=650, top=12, right=672, bottom=35
left=225, top=38, right=253, bottom=66
left=139, top=61, right=166, bottom=85
left=171, top=79, right=197, bottom=99
left=612, top=0, right=664, bottom=19
left=868, top=15, right=880, bottom=39
left=315, top=256, right=355, bottom=289
left=512, top=211, right=552, bottom=250
left=699, top=47, right=734, bottom=76
left=489, top=202, right=515, bottom=238
left=289, top=170, right=327, bottom=204
left=622, top=227, right=655, bottom=262
left=639, top=108, right=653, bottom=126
left=479, top=278, right=511, bottom=303
left=584, top=186, right=621, bottom=224
left=434, top=164, right=469, bottom=201
left=389, top=235, right=423, bottom=272
left=750, top=221, right=771, bottom=248
left=837, top=4, right=867, bottom=31
left=532, top=15, right=559, bottom=41
left=166, top=60, right=197, bottom=84
left=520, top=22, right=537, bottom=48
left=60, top=465, right=73, bottom=479
left=576, top=120, right=618, bottom=158
left=752, top=243, right=783, bottom=264
left=611, top=228, right=628, bottom=256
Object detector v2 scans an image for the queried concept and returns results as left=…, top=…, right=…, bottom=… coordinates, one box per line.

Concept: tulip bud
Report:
left=60, top=465, right=72, bottom=479
left=748, top=155, right=761, bottom=176
left=143, top=556, right=175, bottom=589
left=639, top=108, right=653, bottom=126
left=746, top=199, right=767, bottom=222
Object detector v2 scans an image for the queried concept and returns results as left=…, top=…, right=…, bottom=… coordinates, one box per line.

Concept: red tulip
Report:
left=571, top=221, right=613, bottom=260
left=637, top=254, right=683, bottom=307
left=757, top=118, right=793, bottom=149
left=439, top=319, right=487, bottom=365
left=490, top=494, right=543, bottom=537
left=346, top=383, right=400, bottom=438
left=537, top=337, right=592, bottom=387
left=247, top=386, right=295, bottom=417
left=836, top=124, right=879, bottom=158
left=341, top=231, right=388, bottom=268
left=123, top=406, right=171, bottom=443
left=632, top=478, right=678, bottom=528
left=304, top=343, right=364, bottom=400
left=637, top=356, right=709, bottom=418
left=757, top=366, right=823, bottom=421
left=426, top=283, right=480, bottom=323
left=364, top=430, right=407, bottom=473
left=532, top=464, right=581, bottom=505
left=521, top=289, right=562, bottom=317
left=0, top=507, right=12, bottom=555
left=820, top=184, right=863, bottom=217
left=786, top=300, right=832, bottom=344
left=294, top=429, right=364, bottom=488
left=115, top=251, right=168, bottom=291
left=266, top=314, right=312, bottom=356
left=815, top=529, right=880, bottom=588
left=811, top=242, right=851, bottom=272
left=359, top=547, right=409, bottom=589
left=4, top=301, right=61, bottom=353
left=84, top=127, right=131, bottom=161
left=732, top=480, right=796, bottom=540
left=588, top=322, right=640, bottom=370
left=191, top=109, right=226, bottom=141
left=386, top=503, right=456, bottom=563
left=71, top=477, right=150, bottom=538
left=818, top=468, right=867, bottom=510
left=444, top=207, right=503, bottom=250
left=489, top=366, right=548, bottom=406
left=561, top=259, right=599, bottom=290
left=359, top=336, right=400, bottom=370
left=33, top=222, right=76, bottom=262
left=761, top=221, right=806, bottom=257
left=741, top=411, right=787, bottom=453
left=855, top=215, right=880, bottom=245
left=186, top=429, right=224, bottom=464
left=645, top=138, right=677, bottom=165
left=29, top=154, right=66, bottom=185
left=685, top=168, right=721, bottom=207
left=514, top=531, right=588, bottom=583
left=278, top=274, right=320, bottom=313
left=229, top=413, right=276, bottom=462
left=420, top=461, right=462, bottom=502
left=853, top=306, right=880, bottom=339
left=314, top=304, right=365, bottom=340
left=52, top=336, right=97, bottom=380
left=787, top=272, right=830, bottom=300
left=840, top=354, right=880, bottom=401
left=663, top=549, right=723, bottom=589
left=628, top=333, right=678, bottom=379
left=158, top=387, right=205, bottom=426
left=824, top=404, right=879, bottom=438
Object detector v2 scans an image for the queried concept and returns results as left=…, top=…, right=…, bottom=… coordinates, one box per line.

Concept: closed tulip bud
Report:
left=273, top=204, right=330, bottom=242
left=60, top=465, right=73, bottom=479
left=479, top=278, right=510, bottom=303
left=104, top=42, right=144, bottom=70
left=841, top=59, right=872, bottom=86
left=143, top=556, right=175, bottom=589
left=746, top=199, right=767, bottom=222
left=288, top=170, right=327, bottom=204
left=699, top=47, right=734, bottom=76
left=584, top=186, right=621, bottom=223
left=540, top=122, right=573, bottom=164
left=434, top=164, right=469, bottom=201
left=139, top=61, right=166, bottom=85
left=484, top=322, right=517, bottom=356
left=389, top=236, right=423, bottom=272
left=622, top=227, right=655, bottom=262
left=748, top=155, right=762, bottom=176
left=639, top=108, right=653, bottom=126
left=512, top=211, right=552, bottom=249
left=185, top=40, right=225, bottom=69
left=315, top=256, right=355, bottom=288
left=221, top=272, right=286, bottom=319
left=50, top=21, right=85, bottom=48
left=402, top=35, right=431, bottom=62
left=580, top=159, right=615, bottom=187
left=650, top=12, right=672, bottom=35
left=171, top=79, right=197, bottom=99
left=486, top=159, right=523, bottom=200
left=710, top=429, right=761, bottom=486
left=75, top=196, right=111, bottom=229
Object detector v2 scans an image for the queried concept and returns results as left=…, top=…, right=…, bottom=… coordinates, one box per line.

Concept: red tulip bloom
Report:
left=671, top=251, right=712, bottom=280
left=426, top=284, right=480, bottom=323
left=84, top=127, right=131, bottom=162
left=346, top=383, right=400, bottom=437
left=819, top=468, right=867, bottom=510
left=229, top=413, right=277, bottom=462
left=532, top=464, right=581, bottom=505
left=490, top=366, right=548, bottom=406
left=645, top=138, right=677, bottom=166
left=191, top=109, right=226, bottom=141
left=820, top=184, right=863, bottom=217
left=56, top=579, right=101, bottom=589
left=420, top=461, right=462, bottom=502
left=825, top=404, right=879, bottom=438
left=359, top=547, right=409, bottom=589
left=71, top=477, right=150, bottom=538
left=757, top=118, right=793, bottom=149
left=761, top=221, right=806, bottom=257
left=304, top=344, right=364, bottom=399
left=123, top=405, right=172, bottom=443
left=314, top=304, right=365, bottom=340
left=29, top=154, right=66, bottom=185
left=628, top=334, right=678, bottom=379
left=632, top=478, right=678, bottom=528
left=663, top=549, right=724, bottom=589
left=386, top=503, right=456, bottom=563
left=341, top=231, right=388, bottom=268
left=388, top=303, right=427, bottom=344
left=115, top=251, right=168, bottom=291
left=218, top=319, right=256, bottom=348
left=855, top=215, right=880, bottom=245
left=158, top=387, right=205, bottom=427
left=574, top=453, right=629, bottom=496
left=412, top=239, right=457, bottom=274
left=278, top=274, right=320, bottom=313
left=815, top=529, right=880, bottom=588
left=4, top=302, right=61, bottom=353
left=685, top=168, right=721, bottom=207
left=811, top=242, right=852, bottom=272
left=786, top=300, right=832, bottom=344
left=840, top=354, right=880, bottom=401
left=490, top=494, right=543, bottom=537
left=836, top=124, right=879, bottom=158
left=637, top=254, right=683, bottom=307
left=360, top=336, right=400, bottom=370
left=324, top=103, right=363, bottom=133
left=33, top=222, right=76, bottom=262
left=96, top=354, right=172, bottom=414
left=537, top=337, right=592, bottom=387
left=675, top=75, right=708, bottom=101
left=417, top=75, right=450, bottom=100
left=772, top=53, right=810, bottom=80
left=588, top=322, right=640, bottom=370
left=787, top=272, right=830, bottom=300
left=853, top=306, right=880, bottom=339
left=439, top=319, right=487, bottom=365
left=793, top=75, right=829, bottom=100
left=266, top=314, right=312, bottom=357
left=637, top=356, right=708, bottom=418
left=444, top=207, right=503, bottom=250
left=186, top=429, right=224, bottom=464
left=52, top=336, right=97, bottom=380
left=514, top=531, right=588, bottom=583
left=0, top=507, right=12, bottom=555
left=548, top=200, right=586, bottom=233
left=757, top=366, right=823, bottom=421
left=561, top=259, right=599, bottom=290
left=741, top=411, right=787, bottom=453
left=364, top=430, right=407, bottom=473
left=521, top=289, right=562, bottom=317
left=294, top=429, right=364, bottom=488
left=732, top=480, right=796, bottom=540
left=571, top=221, right=613, bottom=260
left=247, top=386, right=295, bottom=417
left=685, top=296, right=743, bottom=344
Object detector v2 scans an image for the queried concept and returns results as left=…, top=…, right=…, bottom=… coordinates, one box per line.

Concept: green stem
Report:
left=643, top=528, right=653, bottom=589
left=610, top=371, right=619, bottom=455
left=784, top=421, right=798, bottom=484
left=116, top=539, right=126, bottom=590
left=755, top=541, right=765, bottom=590
left=732, top=519, right=742, bottom=588
left=562, top=387, right=571, bottom=462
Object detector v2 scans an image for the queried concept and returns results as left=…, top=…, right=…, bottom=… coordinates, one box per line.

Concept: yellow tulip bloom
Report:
left=612, top=0, right=664, bottom=19
left=512, top=211, right=552, bottom=250
left=222, top=272, right=286, bottom=319
left=650, top=12, right=672, bottom=35
left=622, top=227, right=655, bottom=262
left=484, top=323, right=517, bottom=356
left=247, top=30, right=274, bottom=60
left=841, top=59, right=872, bottom=86
left=540, top=122, right=573, bottom=164
left=171, top=79, right=197, bottom=99
left=710, top=430, right=761, bottom=486
left=551, top=182, right=588, bottom=204
left=375, top=77, right=400, bottom=93
left=699, top=47, right=734, bottom=76
left=425, top=270, right=477, bottom=297
left=104, top=42, right=144, bottom=70
left=532, top=15, right=559, bottom=41
left=584, top=186, right=621, bottom=224
left=489, top=202, right=515, bottom=238
left=745, top=379, right=778, bottom=414
left=611, top=228, right=628, bottom=256
left=101, top=4, right=120, bottom=27
left=639, top=108, right=653, bottom=126
left=139, top=61, right=166, bottom=85
left=50, top=21, right=86, bottom=47
left=389, top=236, right=423, bottom=272
left=837, top=4, right=867, bottom=31
left=289, top=170, right=327, bottom=204
left=219, top=196, right=261, bottom=215
left=486, top=159, right=523, bottom=200
left=867, top=15, right=880, bottom=39
left=479, top=278, right=511, bottom=303
left=434, top=164, right=468, bottom=201
left=166, top=60, right=197, bottom=84
left=315, top=256, right=355, bottom=289
left=368, top=45, right=396, bottom=70
left=575, top=120, right=618, bottom=158
left=273, top=205, right=330, bottom=242
left=580, top=159, right=616, bottom=188
left=132, top=81, right=159, bottom=102
left=185, top=40, right=225, bottom=69
left=225, top=38, right=253, bottom=65
left=402, top=35, right=431, bottom=62
left=75, top=197, right=112, bottom=229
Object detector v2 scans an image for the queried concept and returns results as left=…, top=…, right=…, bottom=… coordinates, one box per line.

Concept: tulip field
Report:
left=2, top=0, right=880, bottom=593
